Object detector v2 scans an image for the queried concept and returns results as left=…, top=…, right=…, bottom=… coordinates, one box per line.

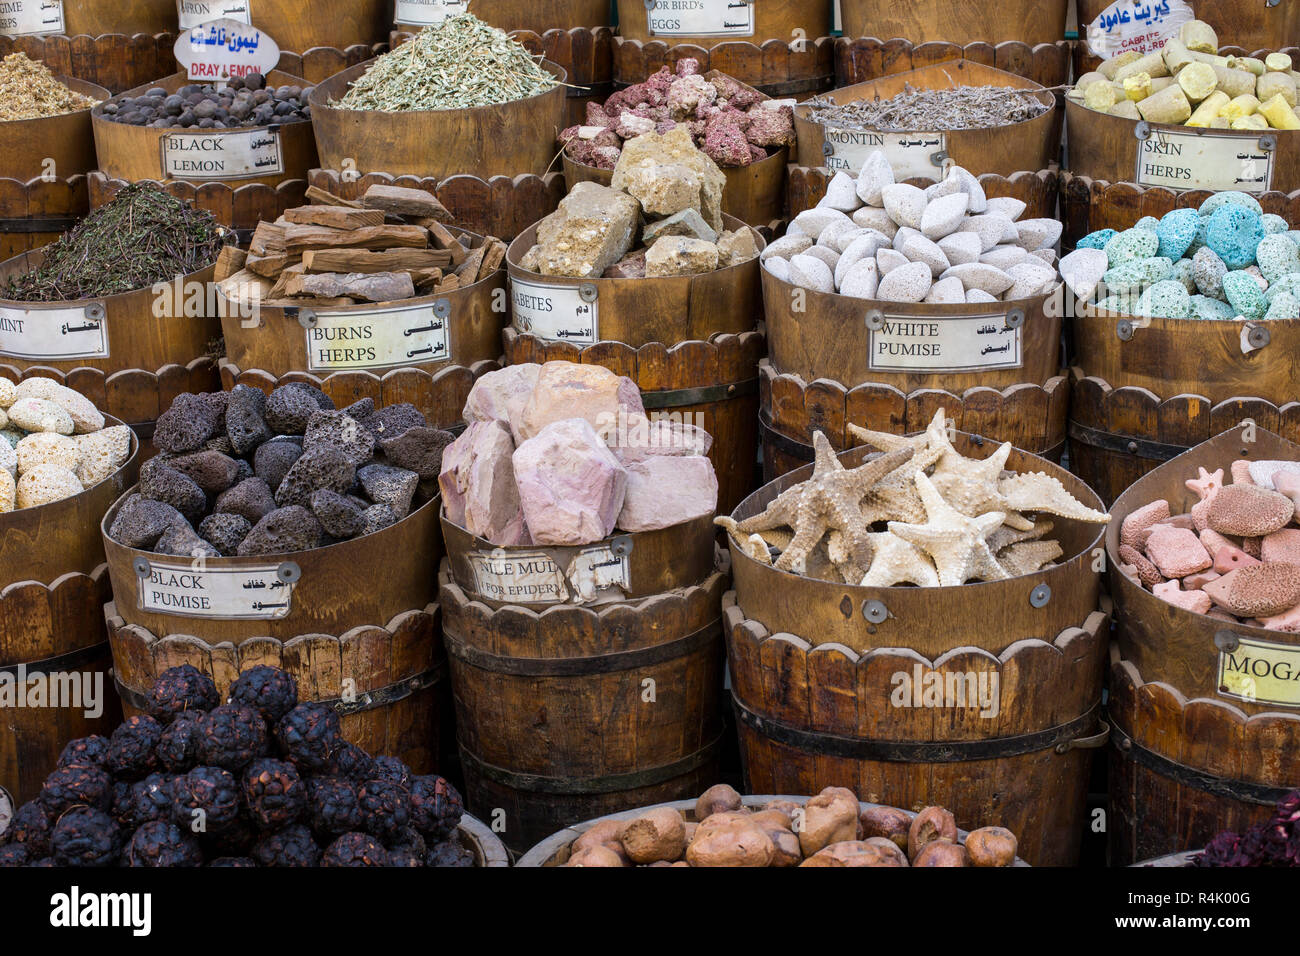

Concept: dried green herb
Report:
left=806, top=83, right=1049, bottom=132
left=4, top=184, right=228, bottom=302
left=332, top=13, right=560, bottom=112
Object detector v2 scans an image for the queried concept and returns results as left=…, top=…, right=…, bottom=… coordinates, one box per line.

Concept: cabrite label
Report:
left=176, top=0, right=252, bottom=29
left=0, top=0, right=64, bottom=37
left=1218, top=637, right=1300, bottom=708
left=822, top=128, right=945, bottom=179
left=305, top=301, right=451, bottom=371
left=0, top=306, right=109, bottom=360
left=868, top=313, right=1023, bottom=373
left=1135, top=129, right=1274, bottom=194
left=646, top=0, right=753, bottom=37
left=468, top=546, right=630, bottom=605
left=160, top=127, right=283, bottom=181
left=510, top=277, right=597, bottom=345
left=137, top=562, right=295, bottom=619
left=394, top=0, right=466, bottom=24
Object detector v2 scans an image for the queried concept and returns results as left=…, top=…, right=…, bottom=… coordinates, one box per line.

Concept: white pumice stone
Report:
left=839, top=258, right=880, bottom=299
left=941, top=262, right=1016, bottom=296
left=1003, top=261, right=1058, bottom=299
left=876, top=247, right=910, bottom=275
left=979, top=245, right=1030, bottom=270
left=1058, top=247, right=1108, bottom=302
left=763, top=256, right=791, bottom=282
left=818, top=218, right=858, bottom=248
left=919, top=192, right=969, bottom=239
left=852, top=206, right=898, bottom=238
left=1030, top=248, right=1057, bottom=266
left=761, top=234, right=811, bottom=260
left=958, top=214, right=1012, bottom=252
left=789, top=253, right=836, bottom=292
left=901, top=234, right=951, bottom=277
left=985, top=196, right=1026, bottom=221
left=801, top=244, right=841, bottom=271
left=876, top=261, right=933, bottom=302
left=892, top=225, right=921, bottom=252
left=790, top=207, right=851, bottom=237
left=880, top=183, right=927, bottom=230
left=937, top=231, right=982, bottom=265
left=924, top=276, right=966, bottom=304
left=1012, top=218, right=1062, bottom=252
left=822, top=171, right=863, bottom=212
left=966, top=288, right=999, bottom=303
left=855, top=151, right=895, bottom=206
left=832, top=227, right=870, bottom=252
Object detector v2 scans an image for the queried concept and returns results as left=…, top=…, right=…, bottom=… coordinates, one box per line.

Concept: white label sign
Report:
left=174, top=18, right=279, bottom=82
left=0, top=0, right=64, bottom=38
left=305, top=301, right=451, bottom=371
left=1218, top=637, right=1300, bottom=708
left=138, top=561, right=295, bottom=619
left=176, top=0, right=252, bottom=29
left=160, top=127, right=283, bottom=181
left=1135, top=129, right=1275, bottom=194
left=647, top=0, right=753, bottom=37
left=510, top=277, right=598, bottom=345
left=0, top=305, right=109, bottom=360
left=868, top=312, right=1023, bottom=373
left=394, top=0, right=466, bottom=25
left=467, top=545, right=630, bottom=605
left=1085, top=0, right=1192, bottom=58
left=822, top=128, right=945, bottom=179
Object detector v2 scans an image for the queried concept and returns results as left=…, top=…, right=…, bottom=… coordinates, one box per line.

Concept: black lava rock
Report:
left=250, top=823, right=320, bottom=867
left=361, top=503, right=397, bottom=536
left=265, top=384, right=333, bottom=435
left=309, top=488, right=365, bottom=539
left=168, top=449, right=241, bottom=495
left=274, top=444, right=356, bottom=509
left=155, top=521, right=220, bottom=559
left=154, top=392, right=221, bottom=453
left=252, top=438, right=303, bottom=494
left=237, top=505, right=323, bottom=556
left=357, top=463, right=418, bottom=519
left=108, top=494, right=187, bottom=549
left=147, top=664, right=220, bottom=723
left=125, top=820, right=204, bottom=867
left=51, top=808, right=121, bottom=867
left=226, top=384, right=272, bottom=455
left=227, top=665, right=298, bottom=726
left=379, top=425, right=456, bottom=480
left=358, top=403, right=424, bottom=442
left=139, top=458, right=207, bottom=522
left=197, top=705, right=268, bottom=771
left=303, top=409, right=376, bottom=466
left=274, top=702, right=343, bottom=772
left=321, top=831, right=389, bottom=867
left=242, top=758, right=305, bottom=830
left=213, top=477, right=277, bottom=524
left=199, top=512, right=252, bottom=556
left=105, top=715, right=164, bottom=780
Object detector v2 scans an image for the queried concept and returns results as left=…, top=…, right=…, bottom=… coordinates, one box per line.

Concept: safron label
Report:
left=1218, top=637, right=1300, bottom=708
left=161, top=128, right=283, bottom=181
left=0, top=0, right=64, bottom=37
left=1135, top=129, right=1274, bottom=194
left=511, top=277, right=597, bottom=345
left=822, top=129, right=945, bottom=178
left=868, top=313, right=1023, bottom=373
left=646, top=0, right=753, bottom=37
left=0, top=305, right=109, bottom=361
left=394, top=0, right=466, bottom=24
left=305, top=301, right=450, bottom=371
left=176, top=0, right=252, bottom=29
left=137, top=562, right=295, bottom=619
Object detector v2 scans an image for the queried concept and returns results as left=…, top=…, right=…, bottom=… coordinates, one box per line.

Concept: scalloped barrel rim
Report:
left=614, top=0, right=832, bottom=49
left=395, top=0, right=613, bottom=34
left=838, top=0, right=1070, bottom=47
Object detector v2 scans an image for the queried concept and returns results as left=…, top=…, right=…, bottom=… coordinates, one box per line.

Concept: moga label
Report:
left=1218, top=637, right=1300, bottom=708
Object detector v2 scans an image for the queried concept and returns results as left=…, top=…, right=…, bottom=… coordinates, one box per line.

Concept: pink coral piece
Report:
left=1243, top=536, right=1263, bottom=558
left=1152, top=579, right=1213, bottom=614
left=1144, top=526, right=1212, bottom=577
left=701, top=118, right=753, bottom=167
left=1185, top=466, right=1223, bottom=501
left=744, top=104, right=796, bottom=148
left=1213, top=544, right=1261, bottom=573
left=1190, top=497, right=1213, bottom=532
left=675, top=58, right=701, bottom=77
left=1231, top=459, right=1255, bottom=485
left=1121, top=499, right=1170, bottom=549
left=1263, top=528, right=1300, bottom=565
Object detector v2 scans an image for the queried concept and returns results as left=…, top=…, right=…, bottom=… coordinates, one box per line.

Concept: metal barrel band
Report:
left=732, top=694, right=1103, bottom=762
left=639, top=377, right=759, bottom=411
left=0, top=641, right=112, bottom=679
left=458, top=734, right=724, bottom=795
left=442, top=619, right=722, bottom=677
left=0, top=217, right=81, bottom=233
left=1110, top=720, right=1297, bottom=806
left=1068, top=420, right=1188, bottom=462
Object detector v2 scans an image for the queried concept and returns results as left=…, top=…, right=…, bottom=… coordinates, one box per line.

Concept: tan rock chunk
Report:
left=646, top=236, right=719, bottom=277
left=622, top=161, right=702, bottom=217
left=75, top=425, right=133, bottom=486
left=535, top=181, right=641, bottom=278
left=716, top=228, right=759, bottom=267
left=612, top=127, right=726, bottom=232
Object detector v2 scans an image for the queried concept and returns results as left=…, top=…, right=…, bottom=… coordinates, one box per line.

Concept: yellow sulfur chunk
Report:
left=1260, top=92, right=1300, bottom=129
left=1177, top=62, right=1218, bottom=102
left=1178, top=19, right=1218, bottom=54
left=1186, top=90, right=1230, bottom=126
left=1228, top=56, right=1266, bottom=77
left=1209, top=116, right=1231, bottom=128
left=1230, top=113, right=1269, bottom=131
left=1084, top=80, right=1117, bottom=111
left=1257, top=71, right=1298, bottom=107
left=1265, top=52, right=1293, bottom=72
left=1162, top=39, right=1228, bottom=74
left=1116, top=52, right=1170, bottom=82
left=1223, top=93, right=1260, bottom=120
left=1075, top=71, right=1106, bottom=89
left=1149, top=76, right=1175, bottom=93
left=1123, top=73, right=1152, bottom=101
left=1109, top=99, right=1141, bottom=120
left=1098, top=50, right=1141, bottom=80
left=1136, top=83, right=1192, bottom=124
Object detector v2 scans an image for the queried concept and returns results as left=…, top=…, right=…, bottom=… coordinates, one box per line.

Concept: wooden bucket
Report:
left=724, top=437, right=1111, bottom=866
left=0, top=419, right=140, bottom=805
left=516, top=794, right=1032, bottom=865
left=91, top=70, right=318, bottom=191
left=839, top=0, right=1069, bottom=46
left=786, top=166, right=1059, bottom=221
left=440, top=563, right=726, bottom=853
left=30, top=0, right=177, bottom=37
left=394, top=0, right=611, bottom=33
left=612, top=36, right=836, bottom=98
left=87, top=170, right=309, bottom=237
left=615, top=0, right=830, bottom=49
left=1076, top=0, right=1297, bottom=55
left=835, top=37, right=1073, bottom=91
left=309, top=59, right=569, bottom=180
left=0, top=33, right=179, bottom=95
left=458, top=811, right=510, bottom=866
left=0, top=77, right=107, bottom=181
left=793, top=61, right=1060, bottom=179
left=0, top=176, right=88, bottom=266
left=175, top=0, right=390, bottom=53
left=275, top=43, right=388, bottom=86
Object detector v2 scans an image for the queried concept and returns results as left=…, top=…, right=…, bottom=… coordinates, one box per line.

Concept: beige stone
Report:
left=0, top=469, right=12, bottom=512
left=716, top=228, right=759, bottom=267
left=16, top=432, right=80, bottom=476
left=646, top=236, right=719, bottom=277
left=612, top=127, right=726, bottom=233
left=0, top=378, right=14, bottom=409
left=15, top=463, right=82, bottom=509
left=75, top=425, right=132, bottom=486
left=643, top=208, right=717, bottom=245
left=534, top=181, right=641, bottom=278
left=7, top=397, right=73, bottom=435
left=621, top=161, right=702, bottom=218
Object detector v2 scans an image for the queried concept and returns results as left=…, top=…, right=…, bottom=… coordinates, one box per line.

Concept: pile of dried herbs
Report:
left=332, top=13, right=560, bottom=112
left=805, top=84, right=1050, bottom=132
left=4, top=184, right=228, bottom=301
left=0, top=53, right=100, bottom=122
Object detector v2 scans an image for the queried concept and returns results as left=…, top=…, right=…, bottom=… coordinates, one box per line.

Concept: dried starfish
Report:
left=847, top=408, right=947, bottom=473
left=851, top=410, right=948, bottom=525
left=888, top=471, right=1010, bottom=587
left=860, top=531, right=940, bottom=587
left=997, top=471, right=1111, bottom=523
left=996, top=539, right=1064, bottom=576
left=986, top=519, right=1054, bottom=554
left=715, top=517, right=775, bottom=566
left=925, top=422, right=1034, bottom=530
left=730, top=432, right=914, bottom=573
left=826, top=531, right=866, bottom=584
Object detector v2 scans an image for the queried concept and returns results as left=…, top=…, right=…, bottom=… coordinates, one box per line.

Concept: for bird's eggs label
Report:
left=305, top=301, right=450, bottom=371
left=468, top=546, right=630, bottom=605
left=0, top=0, right=64, bottom=37
left=1218, top=637, right=1300, bottom=708
left=137, top=561, right=295, bottom=619
left=394, top=0, right=466, bottom=25
left=821, top=129, right=946, bottom=179
left=1135, top=129, right=1274, bottom=194
left=160, top=127, right=283, bottom=181
left=646, top=0, right=753, bottom=37
left=510, top=277, right=597, bottom=345
left=868, top=312, right=1023, bottom=374
left=0, top=305, right=109, bottom=360
left=176, top=0, right=252, bottom=30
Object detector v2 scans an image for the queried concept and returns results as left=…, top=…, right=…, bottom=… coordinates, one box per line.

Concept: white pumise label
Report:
left=822, top=128, right=946, bottom=179
left=1085, top=0, right=1191, bottom=58
left=1218, top=637, right=1300, bottom=708
left=0, top=305, right=109, bottom=360
left=0, top=0, right=65, bottom=38
left=868, top=312, right=1023, bottom=373
left=160, top=128, right=283, bottom=181
left=511, top=277, right=598, bottom=345
left=1135, top=129, right=1274, bottom=194
left=468, top=545, right=630, bottom=605
left=138, top=561, right=295, bottom=619
left=176, top=0, right=252, bottom=29
left=646, top=0, right=753, bottom=37
left=394, top=0, right=466, bottom=25
left=305, top=301, right=450, bottom=371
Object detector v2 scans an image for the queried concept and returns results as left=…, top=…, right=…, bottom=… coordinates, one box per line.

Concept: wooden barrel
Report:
left=275, top=43, right=387, bottom=86
left=839, top=0, right=1069, bottom=46
left=458, top=811, right=510, bottom=866
left=440, top=562, right=726, bottom=853
left=612, top=37, right=836, bottom=98
left=0, top=176, right=87, bottom=270
left=615, top=0, right=830, bottom=49
left=724, top=436, right=1111, bottom=866
left=1076, top=0, right=1297, bottom=55
left=793, top=61, right=1060, bottom=179
left=786, top=166, right=1060, bottom=222
left=516, top=794, right=1032, bottom=865
left=0, top=33, right=179, bottom=94
left=0, top=77, right=107, bottom=181
left=0, top=420, right=140, bottom=805
left=395, top=0, right=611, bottom=33
left=2, top=0, right=178, bottom=38
left=175, top=0, right=390, bottom=53
left=835, top=37, right=1073, bottom=91
left=309, top=60, right=569, bottom=181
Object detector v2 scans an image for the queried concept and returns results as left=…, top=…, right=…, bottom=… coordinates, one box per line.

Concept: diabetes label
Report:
left=160, top=128, right=283, bottom=181
left=394, top=0, right=466, bottom=25
left=646, top=0, right=753, bottom=37
left=0, top=305, right=109, bottom=361
left=176, top=0, right=253, bottom=30
left=468, top=546, right=630, bottom=605
left=304, top=301, right=451, bottom=372
left=510, top=277, right=597, bottom=345
left=0, top=0, right=64, bottom=37
left=137, top=562, right=296, bottom=619
left=1135, top=129, right=1275, bottom=194
left=868, top=313, right=1023, bottom=373
left=1218, top=637, right=1300, bottom=708
left=821, top=128, right=946, bottom=179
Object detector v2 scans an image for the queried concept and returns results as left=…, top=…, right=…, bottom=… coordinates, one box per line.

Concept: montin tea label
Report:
left=0, top=305, right=109, bottom=361
left=1135, top=128, right=1275, bottom=194
left=160, top=127, right=283, bottom=181
left=468, top=546, right=631, bottom=605
left=0, top=0, right=64, bottom=37
left=137, top=562, right=295, bottom=619
left=1218, top=637, right=1300, bottom=708
left=176, top=0, right=252, bottom=29
left=394, top=0, right=466, bottom=25
left=305, top=301, right=451, bottom=371
left=822, top=129, right=946, bottom=178
left=868, top=312, right=1023, bottom=373
left=510, top=277, right=597, bottom=345
left=646, top=0, right=753, bottom=37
